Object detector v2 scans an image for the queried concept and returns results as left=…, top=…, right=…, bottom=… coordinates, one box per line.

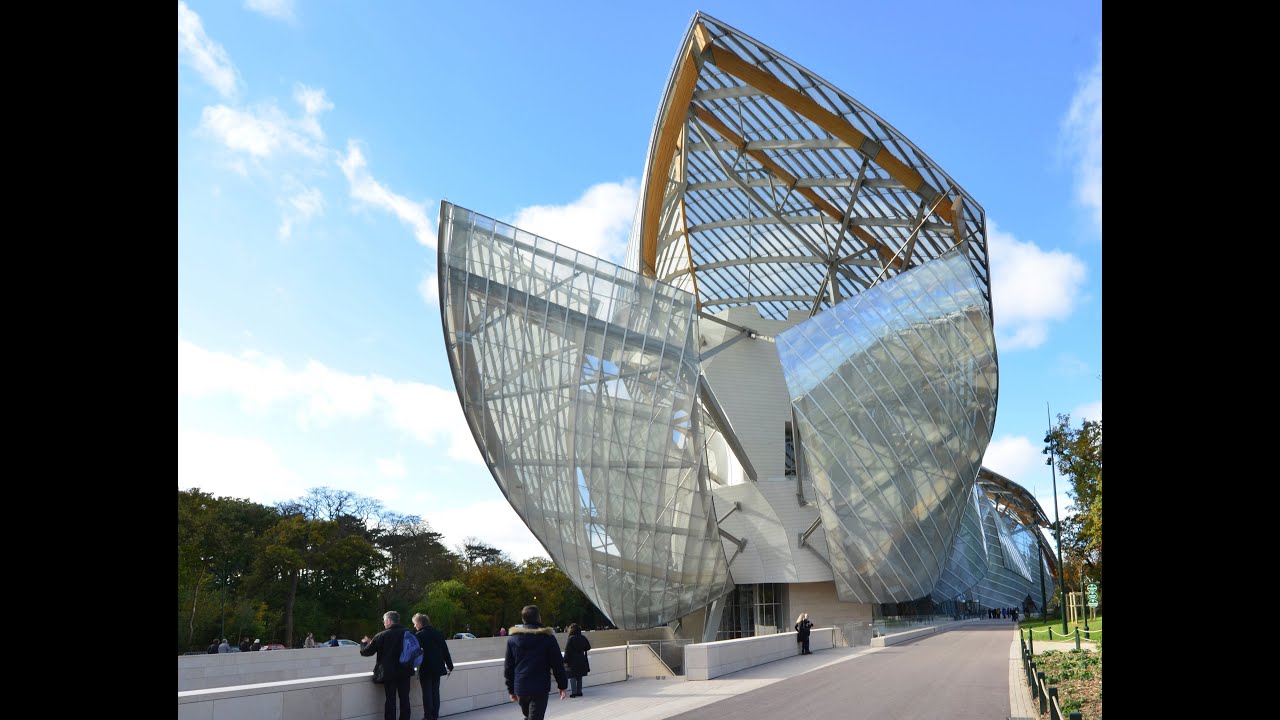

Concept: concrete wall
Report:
left=178, top=646, right=629, bottom=720
left=684, top=627, right=833, bottom=681
left=181, top=628, right=677, bottom=692
left=788, top=581, right=874, bottom=646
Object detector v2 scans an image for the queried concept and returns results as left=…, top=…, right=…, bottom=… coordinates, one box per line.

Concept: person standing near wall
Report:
left=360, top=610, right=414, bottom=720
left=304, top=632, right=317, bottom=648
left=794, top=612, right=813, bottom=655
left=413, top=612, right=454, bottom=720
left=562, top=623, right=591, bottom=698
left=504, top=605, right=567, bottom=720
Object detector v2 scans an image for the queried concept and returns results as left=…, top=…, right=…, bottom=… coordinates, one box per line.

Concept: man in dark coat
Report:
left=360, top=610, right=414, bottom=720
left=412, top=612, right=454, bottom=720
left=504, top=605, right=567, bottom=720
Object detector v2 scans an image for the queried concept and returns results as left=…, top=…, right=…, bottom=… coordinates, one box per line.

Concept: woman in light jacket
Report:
left=563, top=623, right=592, bottom=697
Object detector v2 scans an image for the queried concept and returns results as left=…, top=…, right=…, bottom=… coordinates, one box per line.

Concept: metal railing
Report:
left=625, top=639, right=690, bottom=677
left=1020, top=633, right=1090, bottom=720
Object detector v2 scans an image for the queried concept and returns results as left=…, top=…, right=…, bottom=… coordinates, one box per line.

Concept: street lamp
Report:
left=1046, top=403, right=1068, bottom=635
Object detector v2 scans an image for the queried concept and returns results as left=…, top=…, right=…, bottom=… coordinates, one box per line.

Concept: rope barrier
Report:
left=1023, top=627, right=1102, bottom=640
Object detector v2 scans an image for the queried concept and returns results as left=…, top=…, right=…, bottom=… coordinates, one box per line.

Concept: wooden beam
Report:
left=640, top=43, right=702, bottom=277
left=701, top=40, right=953, bottom=226
left=690, top=105, right=896, bottom=265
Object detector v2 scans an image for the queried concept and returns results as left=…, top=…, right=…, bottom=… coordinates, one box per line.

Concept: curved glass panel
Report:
left=438, top=202, right=732, bottom=629
left=931, top=484, right=991, bottom=604
left=970, top=495, right=1054, bottom=611
left=775, top=249, right=998, bottom=602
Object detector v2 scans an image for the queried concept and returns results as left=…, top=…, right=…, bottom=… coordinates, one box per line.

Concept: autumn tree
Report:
left=1043, top=413, right=1102, bottom=584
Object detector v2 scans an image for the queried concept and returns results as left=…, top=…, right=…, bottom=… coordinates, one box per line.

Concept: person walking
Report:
left=562, top=623, right=591, bottom=698
left=504, top=604, right=567, bottom=720
left=794, top=612, right=813, bottom=655
left=412, top=612, right=454, bottom=720
left=360, top=610, right=415, bottom=720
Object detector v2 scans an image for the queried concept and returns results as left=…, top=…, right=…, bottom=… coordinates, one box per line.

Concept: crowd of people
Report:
left=205, top=604, right=822, bottom=720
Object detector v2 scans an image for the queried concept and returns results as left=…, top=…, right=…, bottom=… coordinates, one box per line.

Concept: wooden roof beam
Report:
left=700, top=39, right=954, bottom=227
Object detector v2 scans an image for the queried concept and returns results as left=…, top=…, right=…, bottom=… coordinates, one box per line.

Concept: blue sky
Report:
left=178, top=0, right=1102, bottom=562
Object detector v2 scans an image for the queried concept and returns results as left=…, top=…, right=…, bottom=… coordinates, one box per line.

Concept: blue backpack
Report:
left=398, top=631, right=423, bottom=673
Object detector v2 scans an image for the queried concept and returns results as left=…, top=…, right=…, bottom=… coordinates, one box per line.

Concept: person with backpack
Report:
left=412, top=612, right=454, bottom=720
left=359, top=610, right=415, bottom=720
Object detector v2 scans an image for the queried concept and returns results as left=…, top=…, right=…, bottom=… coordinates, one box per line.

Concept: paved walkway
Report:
left=447, top=621, right=1041, bottom=720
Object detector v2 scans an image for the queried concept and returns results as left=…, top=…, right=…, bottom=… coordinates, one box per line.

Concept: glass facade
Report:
left=969, top=498, right=1053, bottom=612
left=438, top=202, right=733, bottom=629
left=429, top=12, right=1066, bottom=633
left=715, top=583, right=785, bottom=639
left=775, top=250, right=998, bottom=603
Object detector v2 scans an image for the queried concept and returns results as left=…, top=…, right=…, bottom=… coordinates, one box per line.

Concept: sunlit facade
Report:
left=438, top=12, right=1059, bottom=636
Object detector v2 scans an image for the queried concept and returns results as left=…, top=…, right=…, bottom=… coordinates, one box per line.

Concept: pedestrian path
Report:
left=446, top=623, right=1036, bottom=720
left=444, top=645, right=879, bottom=720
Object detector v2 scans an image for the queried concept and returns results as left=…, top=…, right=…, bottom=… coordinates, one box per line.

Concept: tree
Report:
left=177, top=488, right=278, bottom=653
left=375, top=514, right=460, bottom=611
left=1044, top=414, right=1102, bottom=584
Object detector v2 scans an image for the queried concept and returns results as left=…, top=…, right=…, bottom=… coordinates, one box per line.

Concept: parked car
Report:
left=334, top=639, right=360, bottom=647
left=452, top=633, right=477, bottom=639
left=260, top=643, right=287, bottom=651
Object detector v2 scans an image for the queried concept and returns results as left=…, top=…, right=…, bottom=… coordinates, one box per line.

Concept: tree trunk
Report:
left=186, top=568, right=207, bottom=650
left=284, top=569, right=298, bottom=647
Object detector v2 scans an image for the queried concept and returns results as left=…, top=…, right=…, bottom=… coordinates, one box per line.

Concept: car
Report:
left=334, top=639, right=360, bottom=647
left=260, top=643, right=287, bottom=651
left=452, top=633, right=477, bottom=639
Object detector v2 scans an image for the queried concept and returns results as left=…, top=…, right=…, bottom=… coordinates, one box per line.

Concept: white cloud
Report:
left=178, top=338, right=480, bottom=460
left=177, top=1, right=240, bottom=99
left=339, top=141, right=436, bottom=247
left=1061, top=40, right=1102, bottom=232
left=426, top=500, right=550, bottom=563
left=988, top=221, right=1088, bottom=350
left=418, top=272, right=439, bottom=307
left=278, top=178, right=324, bottom=239
left=178, top=430, right=309, bottom=503
left=244, top=0, right=295, bottom=23
left=293, top=84, right=333, bottom=140
left=376, top=454, right=408, bottom=478
left=1072, top=400, right=1102, bottom=423
left=512, top=180, right=640, bottom=263
left=199, top=103, right=327, bottom=161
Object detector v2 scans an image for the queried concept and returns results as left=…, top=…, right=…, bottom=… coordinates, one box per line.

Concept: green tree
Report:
left=177, top=488, right=278, bottom=653
left=417, top=579, right=470, bottom=636
left=1044, top=414, right=1102, bottom=583
left=377, top=514, right=461, bottom=612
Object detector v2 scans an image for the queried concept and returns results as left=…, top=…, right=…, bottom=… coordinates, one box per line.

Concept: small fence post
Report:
left=1069, top=714, right=1081, bottom=720
left=1074, top=627, right=1081, bottom=651
left=1037, top=672, right=1047, bottom=714
left=1028, top=627, right=1034, bottom=654
left=1048, top=686, right=1060, bottom=720
left=1028, top=659, right=1037, bottom=698
left=1048, top=627, right=1053, bottom=640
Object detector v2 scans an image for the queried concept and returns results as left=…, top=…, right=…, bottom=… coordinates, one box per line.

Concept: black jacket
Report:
left=360, top=623, right=412, bottom=681
left=415, top=624, right=454, bottom=678
left=795, top=618, right=813, bottom=639
left=563, top=632, right=591, bottom=677
left=504, top=623, right=567, bottom=696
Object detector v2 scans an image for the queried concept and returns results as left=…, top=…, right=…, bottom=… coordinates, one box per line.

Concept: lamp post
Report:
left=1046, top=403, right=1068, bottom=635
